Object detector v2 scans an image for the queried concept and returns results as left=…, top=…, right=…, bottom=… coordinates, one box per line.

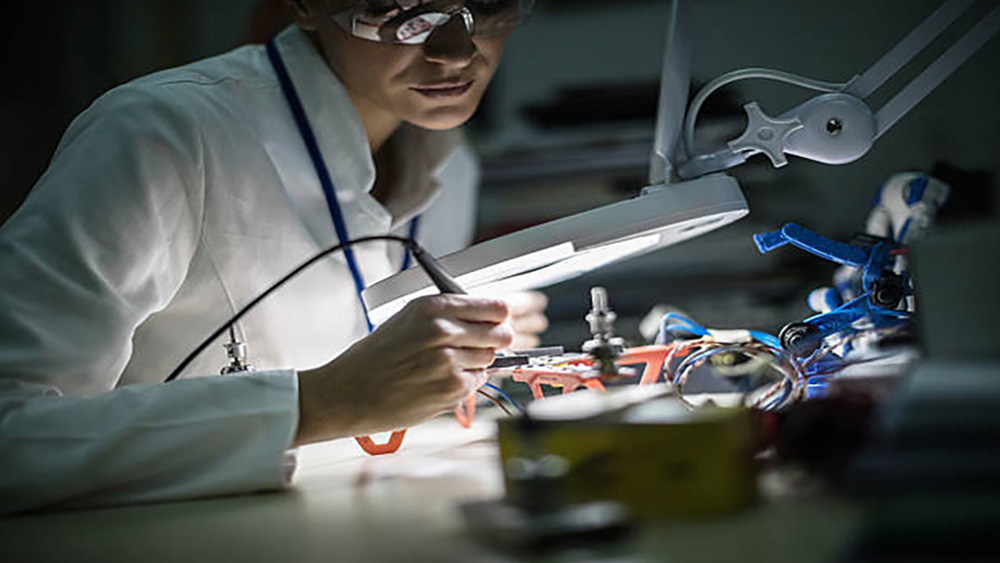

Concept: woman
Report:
left=0, top=0, right=545, bottom=515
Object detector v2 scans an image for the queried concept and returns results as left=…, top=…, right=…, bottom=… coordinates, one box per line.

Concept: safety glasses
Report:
left=331, top=0, right=535, bottom=45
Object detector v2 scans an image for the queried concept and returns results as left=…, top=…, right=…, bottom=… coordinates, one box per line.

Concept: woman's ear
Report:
left=286, top=0, right=323, bottom=31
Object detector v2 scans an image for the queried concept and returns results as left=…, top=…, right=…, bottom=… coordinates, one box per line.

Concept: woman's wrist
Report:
left=294, top=366, right=356, bottom=447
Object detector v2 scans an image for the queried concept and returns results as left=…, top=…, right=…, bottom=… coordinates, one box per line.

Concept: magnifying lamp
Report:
left=366, top=0, right=999, bottom=325
left=364, top=0, right=748, bottom=324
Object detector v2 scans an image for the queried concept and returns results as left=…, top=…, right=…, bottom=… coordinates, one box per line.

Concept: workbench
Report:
left=0, top=413, right=863, bottom=563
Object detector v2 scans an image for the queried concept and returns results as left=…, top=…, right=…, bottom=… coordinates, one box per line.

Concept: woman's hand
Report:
left=294, top=295, right=513, bottom=446
left=502, top=291, right=549, bottom=350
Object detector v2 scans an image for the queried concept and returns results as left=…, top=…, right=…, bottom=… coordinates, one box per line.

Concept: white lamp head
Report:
left=364, top=173, right=747, bottom=324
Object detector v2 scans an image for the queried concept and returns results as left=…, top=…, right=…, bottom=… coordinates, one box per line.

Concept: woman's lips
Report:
left=411, top=80, right=474, bottom=99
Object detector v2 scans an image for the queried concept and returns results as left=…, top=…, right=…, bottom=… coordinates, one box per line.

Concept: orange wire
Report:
left=476, top=389, right=512, bottom=416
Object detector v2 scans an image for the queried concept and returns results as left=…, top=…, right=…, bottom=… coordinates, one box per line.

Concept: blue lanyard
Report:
left=267, top=40, right=419, bottom=333
left=400, top=216, right=421, bottom=271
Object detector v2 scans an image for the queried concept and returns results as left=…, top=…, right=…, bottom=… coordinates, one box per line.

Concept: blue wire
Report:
left=749, top=330, right=782, bottom=350
left=658, top=313, right=709, bottom=343
left=658, top=312, right=779, bottom=351
left=484, top=382, right=525, bottom=413
left=665, top=323, right=709, bottom=335
left=663, top=313, right=706, bottom=332
left=672, top=345, right=727, bottom=385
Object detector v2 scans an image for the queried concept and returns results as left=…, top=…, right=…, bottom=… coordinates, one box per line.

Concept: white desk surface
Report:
left=0, top=412, right=863, bottom=563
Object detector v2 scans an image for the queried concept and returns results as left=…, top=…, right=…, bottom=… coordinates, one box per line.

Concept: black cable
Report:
left=165, top=235, right=422, bottom=383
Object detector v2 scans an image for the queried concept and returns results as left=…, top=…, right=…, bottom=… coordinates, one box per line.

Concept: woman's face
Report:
left=298, top=1, right=510, bottom=131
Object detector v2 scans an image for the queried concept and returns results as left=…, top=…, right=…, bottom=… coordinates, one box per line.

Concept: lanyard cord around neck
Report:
left=267, top=40, right=419, bottom=332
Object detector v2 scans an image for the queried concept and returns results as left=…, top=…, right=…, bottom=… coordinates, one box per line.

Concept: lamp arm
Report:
left=843, top=0, right=975, bottom=100
left=871, top=2, right=1000, bottom=140
left=679, top=0, right=999, bottom=178
left=649, top=0, right=692, bottom=185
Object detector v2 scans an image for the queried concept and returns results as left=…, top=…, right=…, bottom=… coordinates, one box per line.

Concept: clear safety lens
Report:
left=396, top=12, right=456, bottom=44
left=340, top=0, right=534, bottom=45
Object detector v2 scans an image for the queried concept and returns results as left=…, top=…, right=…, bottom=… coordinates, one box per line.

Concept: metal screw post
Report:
left=582, top=287, right=624, bottom=375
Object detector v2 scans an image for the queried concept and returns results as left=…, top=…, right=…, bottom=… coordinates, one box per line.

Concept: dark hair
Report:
left=247, top=0, right=297, bottom=44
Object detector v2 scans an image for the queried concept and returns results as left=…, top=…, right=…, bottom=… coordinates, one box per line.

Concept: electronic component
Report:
left=495, top=385, right=757, bottom=520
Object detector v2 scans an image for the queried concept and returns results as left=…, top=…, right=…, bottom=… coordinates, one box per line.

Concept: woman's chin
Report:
left=406, top=104, right=478, bottom=131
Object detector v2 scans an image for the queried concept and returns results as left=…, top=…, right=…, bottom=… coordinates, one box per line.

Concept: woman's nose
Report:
left=423, top=13, right=477, bottom=66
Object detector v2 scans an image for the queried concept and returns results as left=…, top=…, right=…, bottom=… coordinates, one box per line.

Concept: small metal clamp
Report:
left=581, top=287, right=625, bottom=376
left=221, top=326, right=253, bottom=375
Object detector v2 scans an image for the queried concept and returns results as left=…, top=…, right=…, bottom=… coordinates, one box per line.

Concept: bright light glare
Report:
left=470, top=234, right=662, bottom=297
left=454, top=242, right=575, bottom=288
left=368, top=242, right=575, bottom=324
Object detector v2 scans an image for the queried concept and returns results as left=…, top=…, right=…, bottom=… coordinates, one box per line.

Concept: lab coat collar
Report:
left=384, top=123, right=462, bottom=230
left=273, top=26, right=376, bottom=197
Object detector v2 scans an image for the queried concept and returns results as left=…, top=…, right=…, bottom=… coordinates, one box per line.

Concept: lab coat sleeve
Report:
left=0, top=85, right=299, bottom=516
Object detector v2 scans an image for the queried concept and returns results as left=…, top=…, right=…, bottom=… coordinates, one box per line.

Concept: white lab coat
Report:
left=0, top=27, right=478, bottom=516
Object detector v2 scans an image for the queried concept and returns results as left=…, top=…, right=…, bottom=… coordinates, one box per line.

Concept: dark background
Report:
left=2, top=0, right=997, bottom=346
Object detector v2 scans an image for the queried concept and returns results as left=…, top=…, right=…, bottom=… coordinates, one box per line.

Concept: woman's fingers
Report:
left=456, top=369, right=489, bottom=400
left=448, top=347, right=499, bottom=370
left=511, top=333, right=541, bottom=351
left=429, top=318, right=514, bottom=349
left=411, top=294, right=510, bottom=324
left=504, top=292, right=549, bottom=351
left=504, top=291, right=548, bottom=317
left=510, top=312, right=549, bottom=335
